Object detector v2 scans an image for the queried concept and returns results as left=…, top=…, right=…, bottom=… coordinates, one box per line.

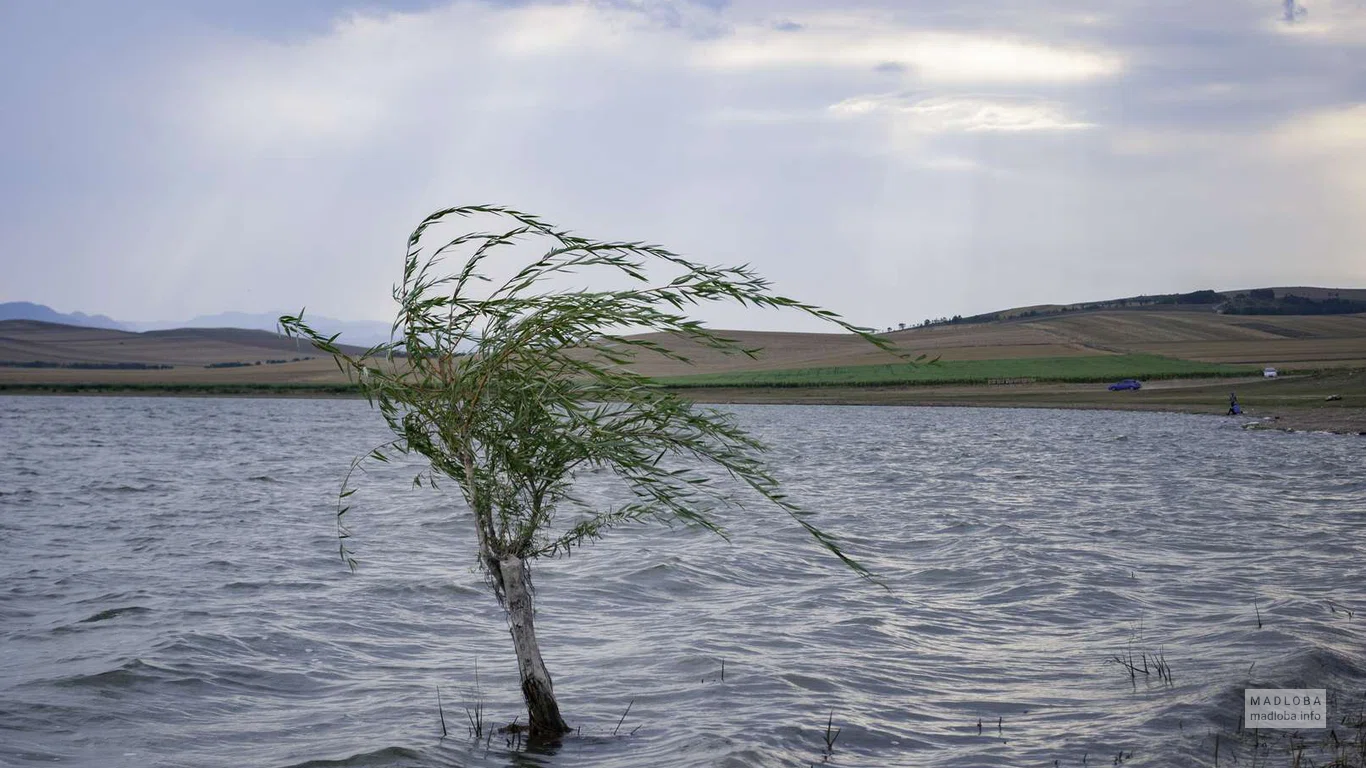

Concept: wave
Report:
left=78, top=605, right=151, bottom=623
left=89, top=483, right=157, bottom=493
left=276, top=746, right=429, bottom=768
left=52, top=658, right=181, bottom=690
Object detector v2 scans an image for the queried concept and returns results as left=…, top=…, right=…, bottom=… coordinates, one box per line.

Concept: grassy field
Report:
left=655, top=354, right=1261, bottom=389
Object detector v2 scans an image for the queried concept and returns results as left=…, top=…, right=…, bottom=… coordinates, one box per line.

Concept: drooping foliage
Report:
left=279, top=204, right=908, bottom=583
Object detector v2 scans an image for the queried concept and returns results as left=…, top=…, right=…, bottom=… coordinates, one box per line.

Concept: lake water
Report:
left=1, top=396, right=1364, bottom=768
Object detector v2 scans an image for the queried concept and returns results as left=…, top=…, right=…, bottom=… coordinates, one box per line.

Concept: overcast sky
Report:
left=2, top=0, right=1364, bottom=331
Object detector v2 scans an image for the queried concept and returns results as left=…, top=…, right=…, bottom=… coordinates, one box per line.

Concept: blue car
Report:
left=1108, top=379, right=1142, bottom=391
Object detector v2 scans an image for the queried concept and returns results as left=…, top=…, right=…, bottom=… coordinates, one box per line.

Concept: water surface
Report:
left=1, top=396, right=1363, bottom=767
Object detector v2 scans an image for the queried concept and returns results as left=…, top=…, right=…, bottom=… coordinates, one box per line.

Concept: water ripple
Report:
left=0, top=397, right=1363, bottom=767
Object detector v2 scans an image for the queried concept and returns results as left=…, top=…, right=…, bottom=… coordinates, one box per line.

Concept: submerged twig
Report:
left=437, top=686, right=448, bottom=738
left=613, top=699, right=634, bottom=737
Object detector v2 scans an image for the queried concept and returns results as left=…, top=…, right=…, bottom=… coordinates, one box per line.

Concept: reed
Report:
left=1106, top=645, right=1173, bottom=688
left=822, top=710, right=841, bottom=759
left=437, top=686, right=447, bottom=738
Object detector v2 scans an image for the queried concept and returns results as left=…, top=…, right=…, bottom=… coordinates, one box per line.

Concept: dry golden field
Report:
left=606, top=310, right=1366, bottom=377
left=1028, top=311, right=1366, bottom=366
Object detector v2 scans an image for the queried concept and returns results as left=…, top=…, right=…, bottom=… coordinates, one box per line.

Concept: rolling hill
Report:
left=0, top=321, right=374, bottom=365
left=606, top=309, right=1366, bottom=379
left=2, top=286, right=1363, bottom=389
left=932, top=286, right=1366, bottom=326
left=0, top=321, right=377, bottom=386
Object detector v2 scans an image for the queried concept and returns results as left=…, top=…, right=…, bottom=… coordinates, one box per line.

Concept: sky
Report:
left=2, top=0, right=1364, bottom=332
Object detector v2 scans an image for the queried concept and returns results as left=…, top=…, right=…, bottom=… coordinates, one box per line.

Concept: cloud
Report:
left=692, top=14, right=1124, bottom=84
left=1269, top=0, right=1366, bottom=42
left=1, top=0, right=1363, bottom=330
left=1271, top=102, right=1366, bottom=153
left=1267, top=103, right=1366, bottom=217
left=178, top=4, right=674, bottom=153
left=829, top=94, right=1096, bottom=132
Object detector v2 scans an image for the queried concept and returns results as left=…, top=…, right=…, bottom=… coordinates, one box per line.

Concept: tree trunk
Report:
left=496, top=555, right=570, bottom=738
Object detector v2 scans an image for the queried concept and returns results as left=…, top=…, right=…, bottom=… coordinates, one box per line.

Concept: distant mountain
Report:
left=176, top=312, right=396, bottom=348
left=0, top=302, right=127, bottom=331
left=0, top=303, right=395, bottom=346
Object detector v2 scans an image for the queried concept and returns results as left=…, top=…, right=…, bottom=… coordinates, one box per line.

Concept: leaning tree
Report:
left=279, top=205, right=907, bottom=738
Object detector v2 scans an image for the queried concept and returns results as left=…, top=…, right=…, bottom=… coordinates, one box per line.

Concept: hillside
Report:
left=609, top=310, right=1366, bottom=378
left=2, top=293, right=1363, bottom=390
left=0, top=320, right=375, bottom=364
left=0, top=320, right=376, bottom=385
left=932, top=286, right=1366, bottom=327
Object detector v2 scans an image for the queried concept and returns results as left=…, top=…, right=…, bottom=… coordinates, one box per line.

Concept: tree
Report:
left=278, top=205, right=902, bottom=739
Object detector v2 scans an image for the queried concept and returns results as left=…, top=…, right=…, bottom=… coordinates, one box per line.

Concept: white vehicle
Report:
left=1263, top=367, right=1278, bottom=378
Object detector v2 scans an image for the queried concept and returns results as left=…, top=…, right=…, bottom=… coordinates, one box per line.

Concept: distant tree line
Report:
left=884, top=314, right=971, bottom=332
left=204, top=357, right=313, bottom=369
left=0, top=360, right=173, bottom=370
left=1219, top=292, right=1366, bottom=316
left=1159, top=289, right=1224, bottom=304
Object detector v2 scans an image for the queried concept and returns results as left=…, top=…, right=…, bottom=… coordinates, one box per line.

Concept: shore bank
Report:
left=669, top=371, right=1366, bottom=435
left=678, top=389, right=1366, bottom=435
left=2, top=371, right=1362, bottom=434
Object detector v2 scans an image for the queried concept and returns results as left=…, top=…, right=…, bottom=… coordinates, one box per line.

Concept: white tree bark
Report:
left=497, top=555, right=569, bottom=737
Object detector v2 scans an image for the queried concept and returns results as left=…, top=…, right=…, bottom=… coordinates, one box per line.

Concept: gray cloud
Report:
left=1, top=0, right=1363, bottom=332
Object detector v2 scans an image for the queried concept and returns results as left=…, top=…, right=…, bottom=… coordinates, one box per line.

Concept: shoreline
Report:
left=668, top=378, right=1366, bottom=435
left=3, top=376, right=1362, bottom=435
left=679, top=393, right=1366, bottom=435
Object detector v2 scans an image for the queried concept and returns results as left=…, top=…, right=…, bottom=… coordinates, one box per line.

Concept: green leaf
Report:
left=289, top=203, right=897, bottom=584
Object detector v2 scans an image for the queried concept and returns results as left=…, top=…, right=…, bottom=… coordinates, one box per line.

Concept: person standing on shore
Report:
left=1228, top=392, right=1241, bottom=416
